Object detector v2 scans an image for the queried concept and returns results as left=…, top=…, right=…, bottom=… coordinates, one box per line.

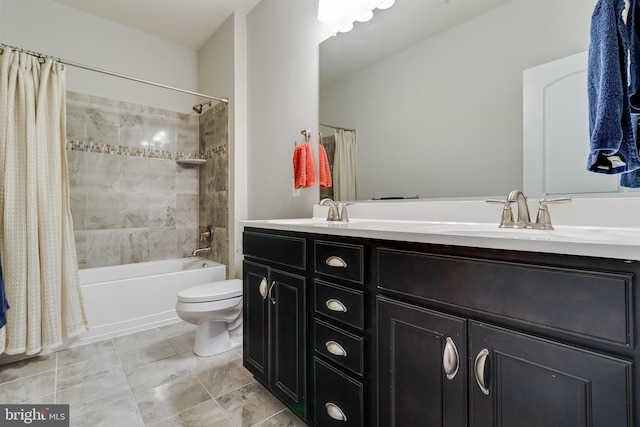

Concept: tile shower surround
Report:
left=66, top=92, right=229, bottom=269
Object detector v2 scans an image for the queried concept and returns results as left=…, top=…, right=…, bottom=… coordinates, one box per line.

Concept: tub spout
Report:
left=191, top=247, right=211, bottom=257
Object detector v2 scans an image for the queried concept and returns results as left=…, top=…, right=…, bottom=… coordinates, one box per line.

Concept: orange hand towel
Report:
left=293, top=144, right=306, bottom=189
left=293, top=142, right=317, bottom=189
left=319, top=144, right=332, bottom=189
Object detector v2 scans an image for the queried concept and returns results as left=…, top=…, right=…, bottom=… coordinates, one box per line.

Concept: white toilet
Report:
left=175, top=279, right=243, bottom=357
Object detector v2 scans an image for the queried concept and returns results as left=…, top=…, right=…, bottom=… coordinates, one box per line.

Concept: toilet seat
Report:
left=177, top=279, right=242, bottom=303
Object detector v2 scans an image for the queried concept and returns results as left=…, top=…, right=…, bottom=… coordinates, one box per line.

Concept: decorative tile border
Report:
left=66, top=139, right=225, bottom=161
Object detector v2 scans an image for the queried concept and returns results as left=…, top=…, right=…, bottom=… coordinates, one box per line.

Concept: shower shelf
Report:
left=176, top=158, right=206, bottom=165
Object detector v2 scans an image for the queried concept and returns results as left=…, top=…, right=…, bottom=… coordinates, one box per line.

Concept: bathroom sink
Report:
left=264, top=218, right=361, bottom=227
left=265, top=218, right=325, bottom=225
left=416, top=222, right=633, bottom=243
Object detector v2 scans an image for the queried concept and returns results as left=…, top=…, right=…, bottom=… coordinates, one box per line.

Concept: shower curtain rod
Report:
left=0, top=43, right=229, bottom=104
left=320, top=123, right=355, bottom=131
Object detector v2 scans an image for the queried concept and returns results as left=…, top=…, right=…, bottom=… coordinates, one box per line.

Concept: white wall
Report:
left=231, top=13, right=249, bottom=278
left=1, top=0, right=200, bottom=113
left=198, top=14, right=248, bottom=278
left=246, top=0, right=326, bottom=220
left=320, top=0, right=595, bottom=200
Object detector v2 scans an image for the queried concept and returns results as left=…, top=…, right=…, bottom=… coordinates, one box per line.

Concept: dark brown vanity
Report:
left=242, top=226, right=638, bottom=426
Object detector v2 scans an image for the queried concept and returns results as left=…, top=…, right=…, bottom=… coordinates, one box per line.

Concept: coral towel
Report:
left=293, top=142, right=317, bottom=189
left=319, top=144, right=332, bottom=189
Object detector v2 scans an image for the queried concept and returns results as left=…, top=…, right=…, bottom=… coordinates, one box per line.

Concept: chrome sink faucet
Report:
left=487, top=191, right=571, bottom=230
left=320, top=198, right=352, bottom=222
left=507, top=190, right=532, bottom=228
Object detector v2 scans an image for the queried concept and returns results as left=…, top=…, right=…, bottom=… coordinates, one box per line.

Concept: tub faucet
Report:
left=191, top=247, right=211, bottom=257
left=507, top=190, right=532, bottom=228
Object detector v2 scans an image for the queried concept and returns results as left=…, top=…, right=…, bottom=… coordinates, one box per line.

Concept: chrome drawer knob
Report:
left=325, top=402, right=347, bottom=421
left=326, top=256, right=347, bottom=268
left=326, top=299, right=347, bottom=312
left=474, top=348, right=490, bottom=395
left=325, top=340, right=347, bottom=357
left=443, top=337, right=459, bottom=380
left=258, top=277, right=268, bottom=299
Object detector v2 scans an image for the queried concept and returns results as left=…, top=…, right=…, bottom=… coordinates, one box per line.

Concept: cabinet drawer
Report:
left=314, top=357, right=364, bottom=427
left=315, top=280, right=365, bottom=330
left=378, top=248, right=634, bottom=347
left=243, top=231, right=306, bottom=270
left=314, top=319, right=364, bottom=376
left=315, top=241, right=363, bottom=283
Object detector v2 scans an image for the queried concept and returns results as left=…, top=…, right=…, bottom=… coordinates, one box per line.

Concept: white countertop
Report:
left=241, top=197, right=640, bottom=261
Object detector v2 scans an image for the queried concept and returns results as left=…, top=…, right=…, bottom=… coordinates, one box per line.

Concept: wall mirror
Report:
left=319, top=0, right=603, bottom=202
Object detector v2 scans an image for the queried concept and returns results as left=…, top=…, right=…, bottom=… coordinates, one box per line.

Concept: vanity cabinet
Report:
left=242, top=226, right=640, bottom=427
left=376, top=247, right=634, bottom=427
left=312, top=240, right=368, bottom=427
left=242, top=230, right=308, bottom=421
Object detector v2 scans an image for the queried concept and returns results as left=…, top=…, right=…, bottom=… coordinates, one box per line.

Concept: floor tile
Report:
left=0, top=354, right=56, bottom=384
left=253, top=409, right=307, bottom=427
left=125, top=354, right=192, bottom=394
left=69, top=395, right=144, bottom=427
left=150, top=400, right=234, bottom=427
left=191, top=355, right=254, bottom=398
left=0, top=370, right=56, bottom=404
left=166, top=331, right=196, bottom=354
left=113, top=327, right=166, bottom=353
left=57, top=353, right=123, bottom=391
left=133, top=375, right=211, bottom=425
left=57, top=372, right=131, bottom=418
left=179, top=348, right=239, bottom=374
left=118, top=339, right=178, bottom=375
left=0, top=323, right=296, bottom=427
left=159, top=322, right=196, bottom=339
left=57, top=340, right=117, bottom=368
left=216, top=382, right=286, bottom=427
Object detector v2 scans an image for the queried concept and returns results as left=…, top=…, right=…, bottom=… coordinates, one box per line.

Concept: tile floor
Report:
left=0, top=322, right=307, bottom=427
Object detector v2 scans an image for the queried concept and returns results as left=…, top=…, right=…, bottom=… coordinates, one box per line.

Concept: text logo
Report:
left=1, top=405, right=69, bottom=426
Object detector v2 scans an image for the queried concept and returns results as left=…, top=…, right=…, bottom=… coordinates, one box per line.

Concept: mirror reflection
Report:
left=319, top=0, right=596, bottom=201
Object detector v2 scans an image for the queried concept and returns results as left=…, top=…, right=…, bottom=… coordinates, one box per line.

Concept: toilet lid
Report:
left=177, top=279, right=242, bottom=303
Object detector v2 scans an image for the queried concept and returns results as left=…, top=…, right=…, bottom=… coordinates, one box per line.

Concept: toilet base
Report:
left=193, top=321, right=241, bottom=357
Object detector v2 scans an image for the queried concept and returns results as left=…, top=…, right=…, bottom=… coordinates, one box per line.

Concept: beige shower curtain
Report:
left=0, top=47, right=87, bottom=355
left=333, top=129, right=357, bottom=201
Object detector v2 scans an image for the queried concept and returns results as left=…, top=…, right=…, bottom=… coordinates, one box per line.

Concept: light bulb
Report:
left=317, top=0, right=339, bottom=23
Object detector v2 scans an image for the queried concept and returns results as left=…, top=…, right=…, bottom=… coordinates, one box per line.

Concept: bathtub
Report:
left=76, top=257, right=226, bottom=344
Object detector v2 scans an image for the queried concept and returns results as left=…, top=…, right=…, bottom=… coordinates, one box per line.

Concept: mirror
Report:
left=319, top=0, right=597, bottom=201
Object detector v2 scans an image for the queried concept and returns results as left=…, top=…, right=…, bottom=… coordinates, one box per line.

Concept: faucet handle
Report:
left=486, top=199, right=515, bottom=228
left=326, top=205, right=338, bottom=221
left=338, top=202, right=353, bottom=222
left=533, top=198, right=571, bottom=230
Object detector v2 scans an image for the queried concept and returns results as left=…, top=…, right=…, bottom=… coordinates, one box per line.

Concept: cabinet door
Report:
left=377, top=296, right=467, bottom=427
left=270, top=268, right=307, bottom=420
left=243, top=260, right=270, bottom=385
left=469, top=321, right=632, bottom=427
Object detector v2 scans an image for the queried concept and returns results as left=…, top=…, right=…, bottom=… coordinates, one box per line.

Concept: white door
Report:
left=523, top=51, right=619, bottom=195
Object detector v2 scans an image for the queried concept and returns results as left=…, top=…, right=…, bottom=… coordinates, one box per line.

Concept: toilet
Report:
left=175, top=279, right=243, bottom=357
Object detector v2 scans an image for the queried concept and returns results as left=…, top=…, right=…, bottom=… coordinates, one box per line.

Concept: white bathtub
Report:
left=76, top=257, right=226, bottom=344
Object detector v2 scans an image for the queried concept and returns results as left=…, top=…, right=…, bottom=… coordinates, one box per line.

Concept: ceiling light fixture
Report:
left=318, top=0, right=396, bottom=35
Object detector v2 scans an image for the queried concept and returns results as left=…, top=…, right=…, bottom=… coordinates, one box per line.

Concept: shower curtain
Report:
left=0, top=47, right=87, bottom=355
left=333, top=129, right=357, bottom=201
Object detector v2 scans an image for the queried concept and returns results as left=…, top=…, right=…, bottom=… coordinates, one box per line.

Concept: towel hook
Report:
left=300, top=129, right=311, bottom=143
